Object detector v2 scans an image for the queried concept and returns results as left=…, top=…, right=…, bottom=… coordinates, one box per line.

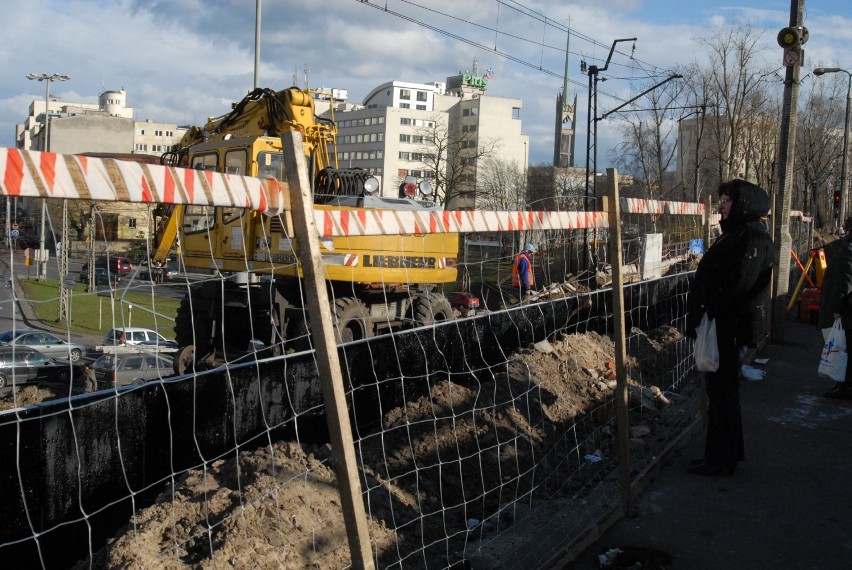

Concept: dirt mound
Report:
left=73, top=326, right=689, bottom=569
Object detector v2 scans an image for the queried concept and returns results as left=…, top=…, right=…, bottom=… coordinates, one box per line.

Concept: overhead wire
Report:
left=358, top=0, right=666, bottom=104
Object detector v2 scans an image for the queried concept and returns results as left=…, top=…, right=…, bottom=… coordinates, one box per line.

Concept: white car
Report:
left=102, top=327, right=173, bottom=346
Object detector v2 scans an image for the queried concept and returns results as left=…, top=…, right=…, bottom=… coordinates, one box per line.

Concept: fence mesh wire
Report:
left=0, top=185, right=744, bottom=568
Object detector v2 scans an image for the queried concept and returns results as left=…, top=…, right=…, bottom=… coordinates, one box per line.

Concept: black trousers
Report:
left=703, top=339, right=744, bottom=468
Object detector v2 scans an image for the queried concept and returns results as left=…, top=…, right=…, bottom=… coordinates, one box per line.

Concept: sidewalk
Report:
left=569, top=314, right=852, bottom=569
left=0, top=249, right=103, bottom=348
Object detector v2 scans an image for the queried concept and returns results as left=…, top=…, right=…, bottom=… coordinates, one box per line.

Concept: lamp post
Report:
left=26, top=73, right=70, bottom=152
left=26, top=73, right=70, bottom=281
left=814, top=67, right=851, bottom=227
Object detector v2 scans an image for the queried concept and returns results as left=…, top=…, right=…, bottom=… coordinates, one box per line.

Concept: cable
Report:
left=358, top=0, right=637, bottom=103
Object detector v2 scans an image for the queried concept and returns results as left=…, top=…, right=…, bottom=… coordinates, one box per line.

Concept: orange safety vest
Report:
left=511, top=252, right=534, bottom=288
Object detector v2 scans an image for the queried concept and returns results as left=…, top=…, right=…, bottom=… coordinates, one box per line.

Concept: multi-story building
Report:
left=16, top=88, right=186, bottom=156
left=320, top=73, right=529, bottom=209
left=15, top=89, right=187, bottom=248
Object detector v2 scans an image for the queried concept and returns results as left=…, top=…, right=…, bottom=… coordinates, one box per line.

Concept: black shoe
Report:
left=687, top=462, right=735, bottom=476
left=823, top=384, right=852, bottom=400
left=824, top=384, right=852, bottom=399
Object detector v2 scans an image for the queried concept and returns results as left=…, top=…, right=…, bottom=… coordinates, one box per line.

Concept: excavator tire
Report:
left=174, top=292, right=213, bottom=373
left=332, top=297, right=374, bottom=344
left=413, top=293, right=454, bottom=326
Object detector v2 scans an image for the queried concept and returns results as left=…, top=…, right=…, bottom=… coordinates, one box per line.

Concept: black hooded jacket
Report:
left=686, top=180, right=774, bottom=346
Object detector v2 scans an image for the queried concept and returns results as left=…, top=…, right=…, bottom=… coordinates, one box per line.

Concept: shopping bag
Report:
left=694, top=313, right=719, bottom=372
left=818, top=317, right=848, bottom=382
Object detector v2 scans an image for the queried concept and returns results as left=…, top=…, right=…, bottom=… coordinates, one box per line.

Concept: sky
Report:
left=3, top=0, right=851, bottom=169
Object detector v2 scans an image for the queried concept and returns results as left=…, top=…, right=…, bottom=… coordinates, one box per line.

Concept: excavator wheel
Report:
left=332, top=297, right=374, bottom=344
left=174, top=346, right=195, bottom=375
left=175, top=288, right=213, bottom=360
left=413, top=293, right=454, bottom=326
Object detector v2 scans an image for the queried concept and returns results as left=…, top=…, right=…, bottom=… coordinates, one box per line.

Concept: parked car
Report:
left=79, top=257, right=133, bottom=283
left=445, top=292, right=481, bottom=311
left=79, top=266, right=119, bottom=286
left=91, top=352, right=174, bottom=387
left=140, top=265, right=179, bottom=281
left=0, top=347, right=82, bottom=389
left=0, top=329, right=87, bottom=361
left=102, top=327, right=174, bottom=347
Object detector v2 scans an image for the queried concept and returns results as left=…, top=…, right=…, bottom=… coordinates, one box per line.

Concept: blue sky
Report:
left=2, top=1, right=850, bottom=168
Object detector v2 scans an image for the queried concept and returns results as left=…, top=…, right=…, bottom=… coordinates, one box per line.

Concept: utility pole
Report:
left=57, top=200, right=69, bottom=321
left=771, top=0, right=805, bottom=342
left=254, top=0, right=262, bottom=90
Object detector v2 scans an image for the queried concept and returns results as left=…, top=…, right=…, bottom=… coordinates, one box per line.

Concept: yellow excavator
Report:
left=152, top=87, right=459, bottom=372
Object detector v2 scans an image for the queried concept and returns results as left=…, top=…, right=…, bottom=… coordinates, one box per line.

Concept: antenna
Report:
left=472, top=58, right=478, bottom=76
left=304, top=64, right=310, bottom=89
left=292, top=65, right=297, bottom=86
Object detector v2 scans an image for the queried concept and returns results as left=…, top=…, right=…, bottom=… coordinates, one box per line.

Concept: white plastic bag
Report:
left=819, top=316, right=848, bottom=382
left=694, top=313, right=719, bottom=372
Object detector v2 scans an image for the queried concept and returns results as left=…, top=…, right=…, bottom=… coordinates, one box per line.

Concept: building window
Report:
left=128, top=218, right=137, bottom=229
left=154, top=130, right=163, bottom=137
left=400, top=118, right=412, bottom=125
left=416, top=91, right=427, bottom=102
left=399, top=89, right=411, bottom=100
left=399, top=134, right=411, bottom=143
left=399, top=152, right=410, bottom=160
left=399, top=103, right=410, bottom=109
left=513, top=107, right=521, bottom=120
left=416, top=104, right=427, bottom=110
left=136, top=128, right=145, bottom=136
left=134, top=143, right=147, bottom=151
left=398, top=169, right=408, bottom=177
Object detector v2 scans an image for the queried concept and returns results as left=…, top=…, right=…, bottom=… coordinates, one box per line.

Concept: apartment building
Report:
left=16, top=88, right=186, bottom=156
left=15, top=88, right=187, bottom=245
left=322, top=74, right=528, bottom=209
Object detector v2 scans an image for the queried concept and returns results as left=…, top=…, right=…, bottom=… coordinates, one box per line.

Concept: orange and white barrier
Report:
left=0, top=147, right=707, bottom=238
left=0, top=148, right=284, bottom=214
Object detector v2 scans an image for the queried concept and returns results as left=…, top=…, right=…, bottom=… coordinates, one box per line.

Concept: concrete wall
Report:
left=50, top=114, right=135, bottom=155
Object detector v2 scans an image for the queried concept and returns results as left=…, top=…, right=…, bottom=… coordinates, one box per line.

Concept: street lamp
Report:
left=26, top=72, right=70, bottom=152
left=814, top=67, right=851, bottom=227
left=26, top=73, right=70, bottom=281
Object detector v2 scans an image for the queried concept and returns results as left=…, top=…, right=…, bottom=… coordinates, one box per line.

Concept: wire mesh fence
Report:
left=0, top=147, right=758, bottom=569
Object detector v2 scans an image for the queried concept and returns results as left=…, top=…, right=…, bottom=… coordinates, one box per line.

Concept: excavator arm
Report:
left=151, top=204, right=184, bottom=266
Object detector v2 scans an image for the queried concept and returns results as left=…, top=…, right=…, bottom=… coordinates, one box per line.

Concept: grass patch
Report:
left=17, top=278, right=180, bottom=338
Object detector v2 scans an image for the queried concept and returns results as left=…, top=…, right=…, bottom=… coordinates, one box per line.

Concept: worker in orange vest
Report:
left=512, top=243, right=537, bottom=300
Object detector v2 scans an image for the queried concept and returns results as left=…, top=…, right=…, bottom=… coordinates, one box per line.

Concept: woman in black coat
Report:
left=816, top=218, right=852, bottom=399
left=686, top=179, right=774, bottom=475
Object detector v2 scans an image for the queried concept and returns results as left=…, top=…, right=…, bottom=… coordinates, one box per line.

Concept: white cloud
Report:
left=2, top=0, right=850, bottom=169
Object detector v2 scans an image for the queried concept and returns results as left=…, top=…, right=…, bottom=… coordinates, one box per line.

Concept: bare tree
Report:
left=796, top=73, right=848, bottom=229
left=477, top=158, right=526, bottom=210
left=414, top=114, right=499, bottom=209
left=609, top=78, right=682, bottom=200
left=698, top=21, right=772, bottom=184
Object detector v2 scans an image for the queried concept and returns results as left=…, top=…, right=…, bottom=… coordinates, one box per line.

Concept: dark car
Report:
left=80, top=257, right=133, bottom=282
left=446, top=292, right=481, bottom=311
left=140, top=266, right=179, bottom=282
left=0, top=347, right=81, bottom=389
left=91, top=352, right=174, bottom=387
left=79, top=265, right=120, bottom=286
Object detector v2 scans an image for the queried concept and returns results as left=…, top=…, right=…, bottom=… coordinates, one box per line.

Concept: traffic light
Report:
left=834, top=190, right=842, bottom=209
left=777, top=26, right=808, bottom=49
